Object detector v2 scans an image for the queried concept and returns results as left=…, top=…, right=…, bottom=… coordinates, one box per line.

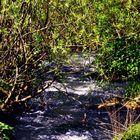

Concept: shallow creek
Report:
left=13, top=53, right=129, bottom=140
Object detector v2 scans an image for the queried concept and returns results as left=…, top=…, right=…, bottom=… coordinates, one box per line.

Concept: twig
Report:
left=0, top=66, right=18, bottom=110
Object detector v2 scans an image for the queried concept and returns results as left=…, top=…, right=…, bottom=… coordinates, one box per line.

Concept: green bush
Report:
left=121, top=123, right=140, bottom=140
left=125, top=81, right=140, bottom=98
left=95, top=0, right=140, bottom=81
left=0, top=0, right=52, bottom=111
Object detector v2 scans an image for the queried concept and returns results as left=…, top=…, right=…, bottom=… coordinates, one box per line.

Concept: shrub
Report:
left=125, top=81, right=140, bottom=98
left=121, top=123, right=140, bottom=140
left=95, top=0, right=140, bottom=81
left=0, top=0, right=55, bottom=111
left=0, top=122, right=14, bottom=140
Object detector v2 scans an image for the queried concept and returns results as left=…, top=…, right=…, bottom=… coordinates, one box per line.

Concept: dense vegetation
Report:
left=95, top=1, right=140, bottom=81
left=114, top=123, right=140, bottom=140
left=0, top=0, right=140, bottom=139
left=122, top=123, right=140, bottom=140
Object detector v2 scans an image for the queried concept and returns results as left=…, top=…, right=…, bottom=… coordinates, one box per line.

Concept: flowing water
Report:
left=13, top=53, right=129, bottom=140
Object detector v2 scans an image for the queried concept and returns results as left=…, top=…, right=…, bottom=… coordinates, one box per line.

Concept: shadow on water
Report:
left=11, top=53, right=132, bottom=140
left=13, top=91, right=112, bottom=140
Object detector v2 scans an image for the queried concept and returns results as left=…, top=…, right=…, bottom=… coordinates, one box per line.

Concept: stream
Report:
left=13, top=53, right=129, bottom=140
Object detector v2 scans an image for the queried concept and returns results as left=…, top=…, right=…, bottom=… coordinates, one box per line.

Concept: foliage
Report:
left=125, top=81, right=140, bottom=98
left=95, top=0, right=140, bottom=81
left=121, top=123, right=140, bottom=140
left=0, top=0, right=100, bottom=111
left=0, top=122, right=14, bottom=140
left=1, top=0, right=139, bottom=110
left=108, top=105, right=140, bottom=140
left=0, top=1, right=140, bottom=140
left=0, top=0, right=50, bottom=111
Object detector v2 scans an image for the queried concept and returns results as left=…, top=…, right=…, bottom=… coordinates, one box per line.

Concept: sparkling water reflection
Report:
left=14, top=53, right=128, bottom=140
